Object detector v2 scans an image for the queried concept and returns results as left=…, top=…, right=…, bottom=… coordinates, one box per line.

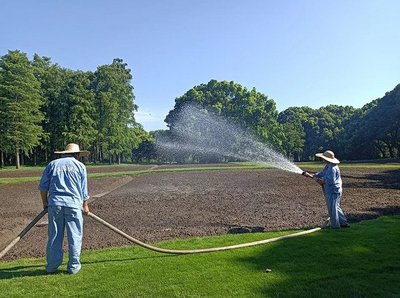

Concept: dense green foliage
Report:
left=0, top=50, right=150, bottom=167
left=0, top=216, right=399, bottom=297
left=153, top=80, right=399, bottom=162
left=0, top=51, right=44, bottom=168
left=0, top=48, right=399, bottom=167
left=165, top=80, right=282, bottom=146
left=278, top=105, right=357, bottom=160
left=162, top=80, right=283, bottom=163
left=339, top=85, right=400, bottom=159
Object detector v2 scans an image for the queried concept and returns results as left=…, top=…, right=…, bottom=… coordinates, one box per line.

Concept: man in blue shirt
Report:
left=303, top=150, right=349, bottom=229
left=39, top=143, right=90, bottom=274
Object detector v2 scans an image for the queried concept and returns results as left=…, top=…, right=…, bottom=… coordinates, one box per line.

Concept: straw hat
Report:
left=54, top=143, right=90, bottom=157
left=315, top=150, right=340, bottom=164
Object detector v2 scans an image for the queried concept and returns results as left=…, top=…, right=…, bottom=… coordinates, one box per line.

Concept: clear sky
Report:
left=1, top=0, right=399, bottom=131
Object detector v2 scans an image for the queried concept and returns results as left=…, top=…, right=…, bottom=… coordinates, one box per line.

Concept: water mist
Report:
left=156, top=105, right=303, bottom=174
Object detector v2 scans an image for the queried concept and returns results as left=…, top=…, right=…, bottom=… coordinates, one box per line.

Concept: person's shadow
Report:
left=0, top=264, right=57, bottom=279
left=0, top=255, right=173, bottom=279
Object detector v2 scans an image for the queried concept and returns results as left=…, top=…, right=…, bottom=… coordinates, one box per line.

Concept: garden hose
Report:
left=88, top=212, right=321, bottom=255
left=0, top=209, right=321, bottom=259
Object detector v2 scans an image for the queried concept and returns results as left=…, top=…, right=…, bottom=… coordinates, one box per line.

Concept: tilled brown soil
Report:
left=1, top=165, right=399, bottom=261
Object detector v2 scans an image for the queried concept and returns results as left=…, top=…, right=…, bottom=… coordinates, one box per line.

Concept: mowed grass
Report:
left=0, top=216, right=399, bottom=297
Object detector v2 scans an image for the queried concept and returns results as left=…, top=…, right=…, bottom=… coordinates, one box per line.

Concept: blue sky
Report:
left=1, top=1, right=399, bottom=131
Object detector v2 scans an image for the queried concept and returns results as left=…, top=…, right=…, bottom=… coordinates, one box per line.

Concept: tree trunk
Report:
left=0, top=151, right=4, bottom=168
left=99, top=146, right=104, bottom=162
left=374, top=140, right=386, bottom=158
left=34, top=148, right=37, bottom=166
left=92, top=143, right=97, bottom=163
left=15, top=149, right=20, bottom=169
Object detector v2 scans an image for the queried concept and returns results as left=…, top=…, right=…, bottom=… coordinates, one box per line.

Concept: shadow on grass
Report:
left=0, top=254, right=175, bottom=280
left=0, top=263, right=49, bottom=279
left=81, top=254, right=175, bottom=266
left=235, top=216, right=400, bottom=297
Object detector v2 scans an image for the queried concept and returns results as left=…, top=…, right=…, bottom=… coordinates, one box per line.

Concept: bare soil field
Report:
left=1, top=165, right=399, bottom=260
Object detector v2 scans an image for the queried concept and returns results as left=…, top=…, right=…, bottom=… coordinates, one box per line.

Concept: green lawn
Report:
left=0, top=216, right=399, bottom=297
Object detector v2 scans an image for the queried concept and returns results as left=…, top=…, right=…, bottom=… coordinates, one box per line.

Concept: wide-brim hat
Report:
left=315, top=150, right=340, bottom=164
left=54, top=143, right=90, bottom=157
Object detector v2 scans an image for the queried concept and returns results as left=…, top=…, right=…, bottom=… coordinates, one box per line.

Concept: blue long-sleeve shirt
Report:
left=39, top=156, right=89, bottom=209
left=314, top=164, right=342, bottom=194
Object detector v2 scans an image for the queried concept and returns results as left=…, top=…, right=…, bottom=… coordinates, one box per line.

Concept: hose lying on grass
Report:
left=0, top=209, right=321, bottom=259
left=88, top=212, right=321, bottom=255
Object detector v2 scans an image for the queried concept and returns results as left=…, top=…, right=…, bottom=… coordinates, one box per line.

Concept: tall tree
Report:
left=92, top=58, right=137, bottom=163
left=31, top=54, right=66, bottom=161
left=278, top=105, right=356, bottom=161
left=342, top=85, right=400, bottom=159
left=0, top=50, right=44, bottom=168
left=280, top=121, right=305, bottom=161
left=60, top=70, right=97, bottom=150
left=165, top=80, right=282, bottom=146
left=0, top=69, right=3, bottom=167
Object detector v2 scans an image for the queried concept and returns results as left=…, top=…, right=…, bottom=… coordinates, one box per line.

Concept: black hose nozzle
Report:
left=301, top=171, right=307, bottom=176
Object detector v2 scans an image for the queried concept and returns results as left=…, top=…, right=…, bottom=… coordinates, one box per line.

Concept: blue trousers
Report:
left=46, top=206, right=83, bottom=274
left=324, top=191, right=348, bottom=228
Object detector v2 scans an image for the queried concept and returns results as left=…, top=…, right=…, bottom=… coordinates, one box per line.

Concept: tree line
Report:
left=0, top=50, right=150, bottom=168
left=134, top=80, right=400, bottom=163
left=1, top=50, right=399, bottom=168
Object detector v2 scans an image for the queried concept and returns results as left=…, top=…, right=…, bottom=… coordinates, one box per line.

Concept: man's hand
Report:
left=83, top=201, right=90, bottom=215
left=302, top=171, right=314, bottom=179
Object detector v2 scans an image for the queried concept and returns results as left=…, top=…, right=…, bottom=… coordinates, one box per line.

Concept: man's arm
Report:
left=41, top=191, right=48, bottom=209
left=80, top=165, right=90, bottom=215
left=303, top=171, right=324, bottom=186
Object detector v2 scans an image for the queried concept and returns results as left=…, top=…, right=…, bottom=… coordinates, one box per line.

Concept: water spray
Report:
left=156, top=105, right=303, bottom=174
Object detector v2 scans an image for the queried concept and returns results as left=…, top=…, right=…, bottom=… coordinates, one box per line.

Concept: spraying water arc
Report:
left=156, top=105, right=303, bottom=174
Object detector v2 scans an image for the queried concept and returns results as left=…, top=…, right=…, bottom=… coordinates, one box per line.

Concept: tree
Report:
left=60, top=70, right=97, bottom=150
left=0, top=50, right=44, bottom=168
left=278, top=105, right=356, bottom=161
left=132, top=129, right=156, bottom=163
left=280, top=121, right=305, bottom=161
left=32, top=54, right=65, bottom=161
left=164, top=80, right=282, bottom=162
left=278, top=106, right=318, bottom=160
left=92, top=58, right=138, bottom=163
left=342, top=85, right=400, bottom=159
